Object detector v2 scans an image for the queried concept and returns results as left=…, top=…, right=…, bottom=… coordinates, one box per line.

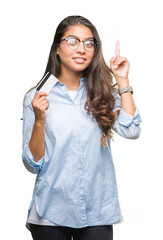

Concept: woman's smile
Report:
left=73, top=57, right=87, bottom=64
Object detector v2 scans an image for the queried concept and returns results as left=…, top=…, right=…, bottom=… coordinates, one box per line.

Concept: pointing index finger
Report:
left=115, top=40, right=120, bottom=56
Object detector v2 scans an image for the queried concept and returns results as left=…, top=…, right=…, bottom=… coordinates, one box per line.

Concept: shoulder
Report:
left=23, top=88, right=36, bottom=107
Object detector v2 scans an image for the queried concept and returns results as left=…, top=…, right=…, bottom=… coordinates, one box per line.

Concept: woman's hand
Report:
left=32, top=92, right=49, bottom=124
left=110, top=41, right=130, bottom=88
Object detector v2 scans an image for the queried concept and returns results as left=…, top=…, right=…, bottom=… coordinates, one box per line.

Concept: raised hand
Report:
left=110, top=40, right=130, bottom=87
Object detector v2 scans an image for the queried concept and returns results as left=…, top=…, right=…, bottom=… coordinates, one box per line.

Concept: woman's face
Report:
left=57, top=24, right=95, bottom=76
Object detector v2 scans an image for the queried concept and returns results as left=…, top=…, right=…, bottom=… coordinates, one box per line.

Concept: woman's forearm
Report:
left=29, top=120, right=45, bottom=162
left=29, top=91, right=49, bottom=162
left=117, top=78, right=136, bottom=116
left=120, top=91, right=136, bottom=116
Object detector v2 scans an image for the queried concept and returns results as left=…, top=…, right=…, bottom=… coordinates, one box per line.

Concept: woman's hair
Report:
left=40, top=15, right=119, bottom=146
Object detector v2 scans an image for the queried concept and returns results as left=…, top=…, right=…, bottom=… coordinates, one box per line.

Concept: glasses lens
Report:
left=67, top=38, right=79, bottom=49
left=66, top=37, right=96, bottom=51
left=84, top=40, right=95, bottom=51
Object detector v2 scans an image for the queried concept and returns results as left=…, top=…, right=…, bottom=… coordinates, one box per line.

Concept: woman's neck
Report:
left=58, top=70, right=83, bottom=91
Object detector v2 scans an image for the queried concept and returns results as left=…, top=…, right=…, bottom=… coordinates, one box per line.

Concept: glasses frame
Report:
left=59, top=36, right=97, bottom=52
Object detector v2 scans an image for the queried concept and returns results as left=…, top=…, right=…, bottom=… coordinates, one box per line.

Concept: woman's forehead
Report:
left=63, top=24, right=93, bottom=39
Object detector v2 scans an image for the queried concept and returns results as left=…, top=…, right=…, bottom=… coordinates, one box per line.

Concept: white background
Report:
left=0, top=0, right=163, bottom=239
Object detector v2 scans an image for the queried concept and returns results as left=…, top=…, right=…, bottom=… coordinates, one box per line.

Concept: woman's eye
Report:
left=67, top=38, right=77, bottom=45
left=85, top=40, right=94, bottom=47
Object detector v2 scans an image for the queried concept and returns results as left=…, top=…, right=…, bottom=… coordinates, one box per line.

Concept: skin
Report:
left=29, top=26, right=136, bottom=162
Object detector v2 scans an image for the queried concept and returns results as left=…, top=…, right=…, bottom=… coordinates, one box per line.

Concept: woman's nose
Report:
left=76, top=41, right=85, bottom=53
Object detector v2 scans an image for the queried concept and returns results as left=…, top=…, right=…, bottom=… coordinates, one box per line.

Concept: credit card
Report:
left=36, top=72, right=58, bottom=94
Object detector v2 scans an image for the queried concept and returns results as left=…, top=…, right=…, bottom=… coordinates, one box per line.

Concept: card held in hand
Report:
left=36, top=72, right=58, bottom=94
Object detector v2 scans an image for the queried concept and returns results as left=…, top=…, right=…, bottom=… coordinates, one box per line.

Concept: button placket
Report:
left=73, top=108, right=87, bottom=226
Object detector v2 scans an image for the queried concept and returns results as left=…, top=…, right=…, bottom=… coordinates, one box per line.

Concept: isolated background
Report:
left=0, top=0, right=162, bottom=239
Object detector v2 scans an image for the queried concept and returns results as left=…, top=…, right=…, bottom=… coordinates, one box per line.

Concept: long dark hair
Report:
left=39, top=15, right=119, bottom=146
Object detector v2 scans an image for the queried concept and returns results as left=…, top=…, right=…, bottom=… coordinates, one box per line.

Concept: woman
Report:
left=22, top=15, right=141, bottom=240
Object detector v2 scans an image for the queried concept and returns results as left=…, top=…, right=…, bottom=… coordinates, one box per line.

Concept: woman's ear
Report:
left=56, top=47, right=60, bottom=55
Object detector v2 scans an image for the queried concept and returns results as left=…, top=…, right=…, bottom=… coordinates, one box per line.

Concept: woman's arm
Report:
left=29, top=92, right=49, bottom=162
left=110, top=41, right=136, bottom=116
left=110, top=41, right=141, bottom=139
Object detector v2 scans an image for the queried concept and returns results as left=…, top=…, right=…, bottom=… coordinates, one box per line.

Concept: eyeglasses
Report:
left=59, top=37, right=96, bottom=52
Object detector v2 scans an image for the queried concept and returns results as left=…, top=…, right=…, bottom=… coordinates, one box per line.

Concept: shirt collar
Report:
left=80, top=77, right=86, bottom=82
left=57, top=77, right=86, bottom=86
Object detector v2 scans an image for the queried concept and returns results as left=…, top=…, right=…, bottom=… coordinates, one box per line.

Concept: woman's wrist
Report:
left=116, top=77, right=129, bottom=89
left=35, top=119, right=46, bottom=128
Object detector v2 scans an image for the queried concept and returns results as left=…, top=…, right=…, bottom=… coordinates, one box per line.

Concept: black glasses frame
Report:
left=59, top=37, right=97, bottom=51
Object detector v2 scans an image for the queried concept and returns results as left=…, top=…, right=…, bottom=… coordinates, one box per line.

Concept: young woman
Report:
left=22, top=15, right=141, bottom=240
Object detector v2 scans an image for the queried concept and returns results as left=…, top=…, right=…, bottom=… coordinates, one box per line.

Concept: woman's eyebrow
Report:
left=66, top=35, right=94, bottom=40
left=66, top=35, right=78, bottom=38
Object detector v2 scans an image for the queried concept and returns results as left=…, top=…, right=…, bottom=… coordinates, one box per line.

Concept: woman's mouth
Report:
left=73, top=57, right=86, bottom=64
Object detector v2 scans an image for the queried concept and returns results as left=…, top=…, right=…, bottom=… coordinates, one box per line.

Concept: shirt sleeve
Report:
left=112, top=92, right=142, bottom=139
left=22, top=89, right=44, bottom=174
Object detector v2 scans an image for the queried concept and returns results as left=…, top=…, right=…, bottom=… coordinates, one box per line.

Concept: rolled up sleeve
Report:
left=113, top=93, right=142, bottom=139
left=23, top=143, right=44, bottom=174
left=22, top=89, right=44, bottom=174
